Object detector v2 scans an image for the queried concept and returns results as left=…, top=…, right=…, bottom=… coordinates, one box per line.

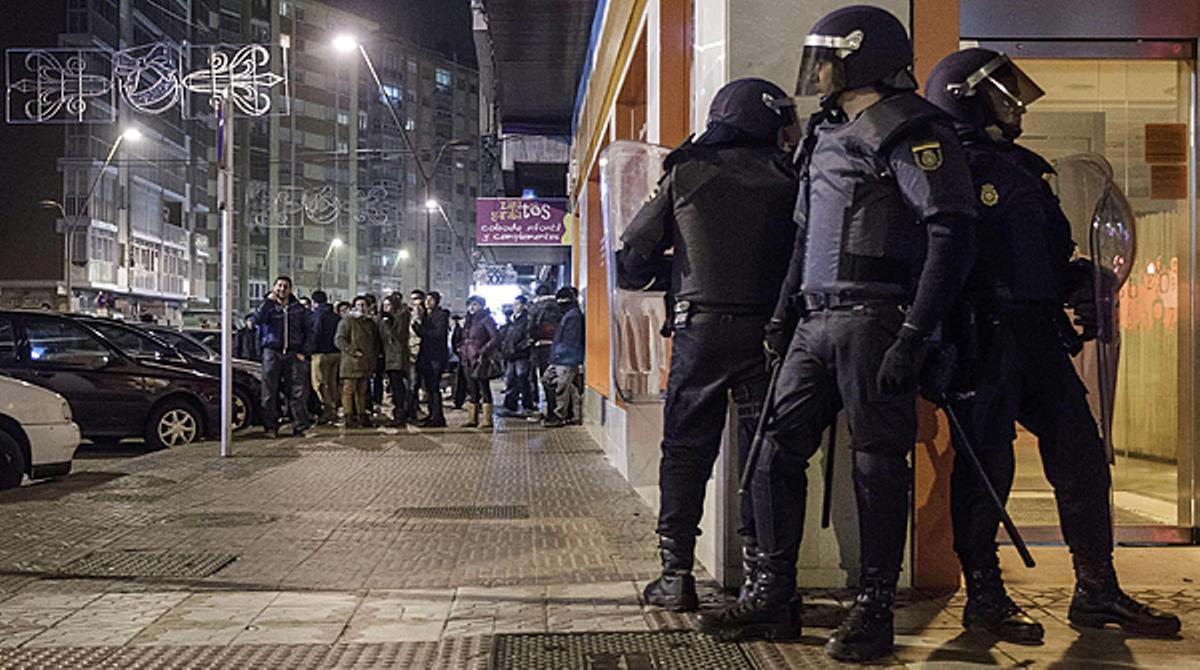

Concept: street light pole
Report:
left=319, top=237, right=343, bottom=293
left=40, top=127, right=141, bottom=312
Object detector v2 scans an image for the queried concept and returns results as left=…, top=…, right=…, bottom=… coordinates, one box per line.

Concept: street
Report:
left=0, top=412, right=1195, bottom=668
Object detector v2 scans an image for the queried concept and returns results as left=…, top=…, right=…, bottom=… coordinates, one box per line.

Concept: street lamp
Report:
left=318, top=237, right=344, bottom=291
left=39, top=127, right=141, bottom=312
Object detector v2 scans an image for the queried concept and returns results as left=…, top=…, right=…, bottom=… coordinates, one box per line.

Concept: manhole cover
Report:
left=397, top=505, right=529, bottom=519
left=158, top=512, right=278, bottom=528
left=59, top=550, right=237, bottom=578
left=490, top=632, right=755, bottom=670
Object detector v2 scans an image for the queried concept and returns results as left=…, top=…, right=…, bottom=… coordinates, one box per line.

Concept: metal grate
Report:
left=397, top=505, right=530, bottom=520
left=58, top=550, right=237, bottom=579
left=490, top=631, right=757, bottom=670
left=158, top=512, right=278, bottom=528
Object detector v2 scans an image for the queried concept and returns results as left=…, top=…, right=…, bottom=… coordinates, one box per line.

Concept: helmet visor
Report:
left=796, top=46, right=846, bottom=97
left=969, top=55, right=1045, bottom=110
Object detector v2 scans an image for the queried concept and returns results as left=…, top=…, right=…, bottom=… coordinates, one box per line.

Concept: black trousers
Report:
left=752, top=306, right=914, bottom=586
left=418, top=362, right=446, bottom=424
left=532, top=344, right=555, bottom=417
left=385, top=369, right=408, bottom=423
left=950, top=309, right=1113, bottom=571
left=656, top=314, right=769, bottom=561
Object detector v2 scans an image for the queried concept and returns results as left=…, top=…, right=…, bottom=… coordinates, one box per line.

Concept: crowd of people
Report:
left=233, top=275, right=585, bottom=438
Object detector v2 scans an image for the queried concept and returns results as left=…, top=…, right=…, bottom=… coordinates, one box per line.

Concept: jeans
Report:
left=311, top=353, right=341, bottom=422
left=406, top=365, right=422, bottom=419
left=543, top=364, right=580, bottom=422
left=503, top=357, right=534, bottom=411
left=418, top=362, right=446, bottom=424
left=467, top=374, right=494, bottom=404
left=532, top=344, right=555, bottom=417
left=386, top=369, right=408, bottom=424
left=262, top=348, right=311, bottom=432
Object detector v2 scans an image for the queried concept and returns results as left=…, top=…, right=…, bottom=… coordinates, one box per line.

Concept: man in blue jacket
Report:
left=256, top=275, right=314, bottom=437
left=543, top=286, right=584, bottom=428
left=309, top=290, right=341, bottom=425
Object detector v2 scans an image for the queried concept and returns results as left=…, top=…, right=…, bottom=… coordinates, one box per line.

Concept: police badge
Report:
left=912, top=141, right=943, bottom=171
left=980, top=183, right=1000, bottom=207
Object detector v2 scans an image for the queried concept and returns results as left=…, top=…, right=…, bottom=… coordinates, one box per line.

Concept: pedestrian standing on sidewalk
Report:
left=528, top=284, right=562, bottom=419
left=543, top=287, right=584, bottom=428
left=500, top=295, right=536, bottom=414
left=407, top=289, right=427, bottom=421
left=255, top=276, right=315, bottom=438
left=309, top=290, right=342, bottom=425
left=414, top=291, right=451, bottom=428
left=378, top=293, right=412, bottom=428
left=235, top=313, right=259, bottom=361
left=450, top=314, right=467, bottom=409
left=460, top=295, right=502, bottom=429
left=335, top=295, right=379, bottom=428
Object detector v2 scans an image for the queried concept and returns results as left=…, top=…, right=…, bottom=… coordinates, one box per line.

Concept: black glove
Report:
left=763, top=318, right=790, bottom=366
left=876, top=325, right=926, bottom=396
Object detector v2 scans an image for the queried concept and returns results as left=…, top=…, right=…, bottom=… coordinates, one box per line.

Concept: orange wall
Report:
left=911, top=0, right=964, bottom=590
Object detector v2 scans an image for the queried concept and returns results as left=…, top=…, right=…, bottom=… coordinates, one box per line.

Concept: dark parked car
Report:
left=0, top=311, right=221, bottom=449
left=69, top=317, right=261, bottom=432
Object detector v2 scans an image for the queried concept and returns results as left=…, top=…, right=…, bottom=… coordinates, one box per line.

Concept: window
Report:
left=0, top=318, right=17, bottom=365
left=337, top=111, right=350, bottom=126
left=25, top=318, right=109, bottom=367
left=435, top=68, right=452, bottom=92
left=86, top=322, right=177, bottom=362
left=379, top=85, right=401, bottom=105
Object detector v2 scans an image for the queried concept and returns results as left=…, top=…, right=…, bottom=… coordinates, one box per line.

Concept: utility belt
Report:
left=801, top=292, right=908, bottom=313
left=671, top=300, right=773, bottom=331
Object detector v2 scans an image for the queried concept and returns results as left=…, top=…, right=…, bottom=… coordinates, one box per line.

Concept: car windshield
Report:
left=152, top=329, right=216, bottom=360
left=83, top=321, right=182, bottom=362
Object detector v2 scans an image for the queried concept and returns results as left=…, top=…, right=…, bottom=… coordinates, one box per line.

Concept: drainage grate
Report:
left=158, top=512, right=278, bottom=528
left=58, top=550, right=237, bottom=579
left=397, top=505, right=530, bottom=519
left=490, top=632, right=756, bottom=670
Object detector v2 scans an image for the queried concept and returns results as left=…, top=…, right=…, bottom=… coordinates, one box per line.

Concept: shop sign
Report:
left=476, top=198, right=571, bottom=246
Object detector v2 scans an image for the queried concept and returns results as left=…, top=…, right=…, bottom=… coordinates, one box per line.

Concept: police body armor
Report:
left=800, top=92, right=949, bottom=301
left=626, top=143, right=798, bottom=312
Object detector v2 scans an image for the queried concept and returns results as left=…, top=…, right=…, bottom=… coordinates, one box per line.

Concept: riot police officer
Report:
left=617, top=78, right=799, bottom=613
left=924, top=48, right=1180, bottom=642
left=697, top=7, right=978, bottom=662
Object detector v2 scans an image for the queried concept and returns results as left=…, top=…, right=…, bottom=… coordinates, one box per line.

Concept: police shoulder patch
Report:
left=980, top=183, right=1000, bottom=207
left=911, top=141, right=943, bottom=172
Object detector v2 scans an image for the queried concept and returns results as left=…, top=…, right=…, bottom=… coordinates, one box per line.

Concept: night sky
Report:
left=323, top=0, right=477, bottom=67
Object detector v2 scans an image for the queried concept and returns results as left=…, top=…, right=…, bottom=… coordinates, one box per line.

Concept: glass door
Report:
left=987, top=49, right=1197, bottom=543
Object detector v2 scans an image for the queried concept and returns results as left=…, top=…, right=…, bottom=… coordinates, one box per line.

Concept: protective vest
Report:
left=639, top=144, right=797, bottom=310
left=800, top=93, right=948, bottom=300
left=962, top=138, right=1073, bottom=303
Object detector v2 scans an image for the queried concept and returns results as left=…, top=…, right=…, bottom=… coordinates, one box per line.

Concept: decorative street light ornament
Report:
left=7, top=42, right=288, bottom=123
left=6, top=48, right=115, bottom=123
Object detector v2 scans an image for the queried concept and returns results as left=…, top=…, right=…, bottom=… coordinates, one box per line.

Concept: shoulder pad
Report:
left=856, top=92, right=951, bottom=155
left=663, top=136, right=698, bottom=171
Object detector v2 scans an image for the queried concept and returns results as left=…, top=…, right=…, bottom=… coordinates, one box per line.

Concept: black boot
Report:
left=1069, top=556, right=1181, bottom=637
left=694, top=569, right=801, bottom=642
left=962, top=567, right=1044, bottom=644
left=642, top=537, right=699, bottom=612
left=738, top=542, right=760, bottom=603
left=826, top=580, right=895, bottom=663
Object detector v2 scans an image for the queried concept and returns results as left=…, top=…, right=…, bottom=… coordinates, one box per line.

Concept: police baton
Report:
left=739, top=360, right=783, bottom=497
left=942, top=404, right=1037, bottom=569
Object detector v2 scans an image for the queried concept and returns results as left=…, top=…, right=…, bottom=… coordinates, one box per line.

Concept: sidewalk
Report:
left=0, top=410, right=1196, bottom=668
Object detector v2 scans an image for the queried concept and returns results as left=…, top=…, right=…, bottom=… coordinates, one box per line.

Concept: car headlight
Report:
left=61, top=399, right=73, bottom=422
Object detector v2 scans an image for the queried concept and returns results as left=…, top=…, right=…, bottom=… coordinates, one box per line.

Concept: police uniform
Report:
left=619, top=139, right=797, bottom=608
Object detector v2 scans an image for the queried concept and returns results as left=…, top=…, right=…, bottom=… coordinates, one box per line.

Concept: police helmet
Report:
left=796, top=5, right=917, bottom=98
left=925, top=48, right=1044, bottom=140
left=697, top=78, right=797, bottom=145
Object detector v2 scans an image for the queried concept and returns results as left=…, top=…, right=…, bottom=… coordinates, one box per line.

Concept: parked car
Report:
left=0, top=375, right=81, bottom=490
left=70, top=317, right=261, bottom=432
left=0, top=310, right=220, bottom=450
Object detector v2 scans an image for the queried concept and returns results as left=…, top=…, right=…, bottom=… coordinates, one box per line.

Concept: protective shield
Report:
left=796, top=46, right=846, bottom=97
left=962, top=55, right=1045, bottom=112
left=1052, top=153, right=1137, bottom=462
left=601, top=140, right=673, bottom=403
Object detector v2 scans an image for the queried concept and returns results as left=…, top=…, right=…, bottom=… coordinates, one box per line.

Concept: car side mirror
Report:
left=87, top=353, right=113, bottom=370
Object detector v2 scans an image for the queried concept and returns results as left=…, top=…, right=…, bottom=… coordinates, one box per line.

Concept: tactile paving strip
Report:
left=489, top=631, right=757, bottom=670
left=396, top=506, right=530, bottom=520
left=58, top=550, right=238, bottom=578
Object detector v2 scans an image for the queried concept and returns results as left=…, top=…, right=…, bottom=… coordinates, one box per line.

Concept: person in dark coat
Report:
left=543, top=287, right=584, bottom=428
left=413, top=290, right=450, bottom=427
left=255, top=276, right=315, bottom=437
left=235, top=313, right=259, bottom=361
left=450, top=314, right=467, bottom=409
left=309, top=290, right=342, bottom=424
left=377, top=293, right=412, bottom=427
left=528, top=284, right=562, bottom=417
left=460, top=295, right=502, bottom=429
left=335, top=295, right=380, bottom=428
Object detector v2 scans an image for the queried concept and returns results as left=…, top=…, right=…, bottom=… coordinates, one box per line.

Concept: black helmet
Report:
left=696, top=78, right=797, bottom=146
left=925, top=48, right=1044, bottom=140
left=555, top=286, right=578, bottom=304
left=796, top=5, right=917, bottom=99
